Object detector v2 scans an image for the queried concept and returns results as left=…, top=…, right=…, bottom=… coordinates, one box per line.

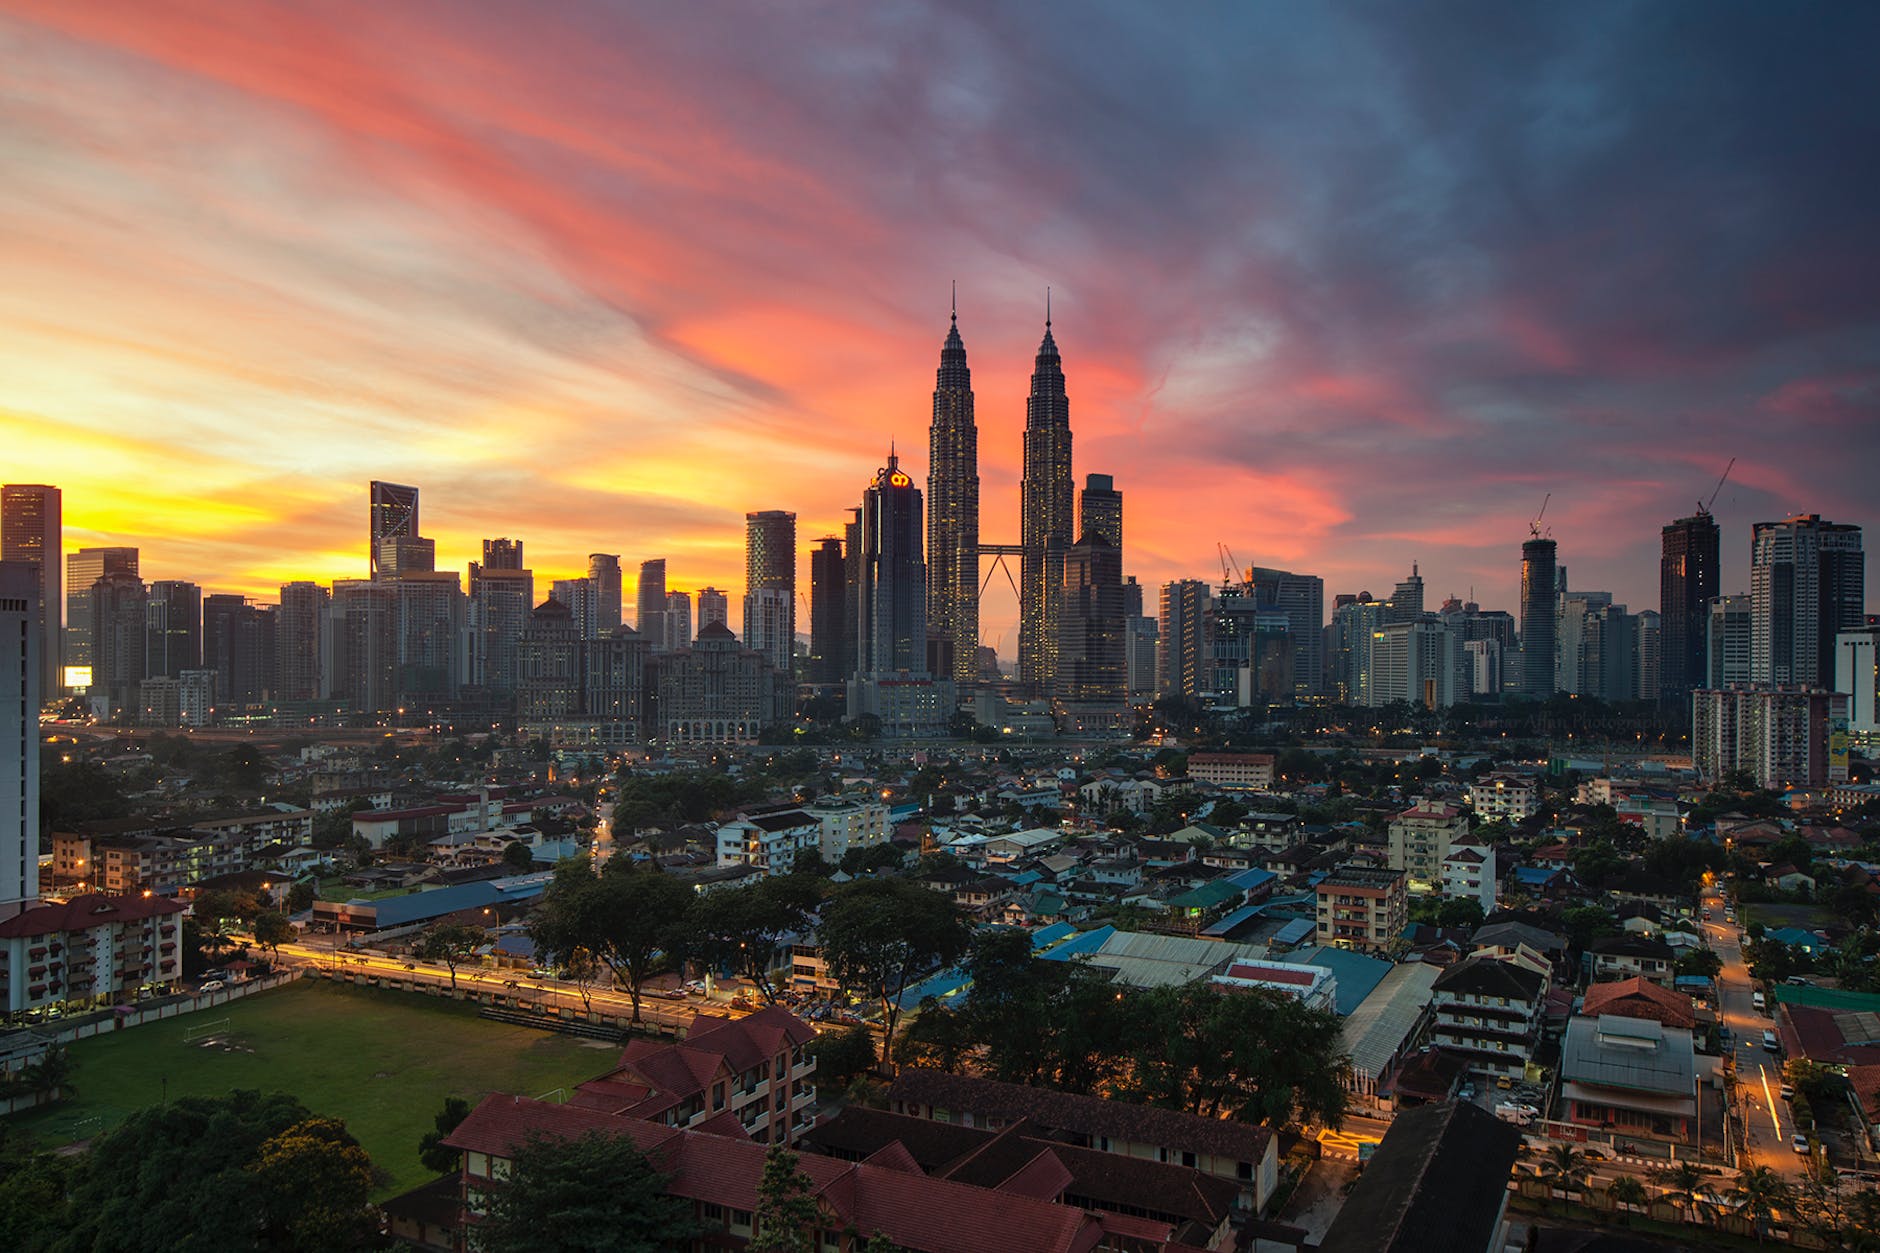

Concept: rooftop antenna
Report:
left=1699, top=457, right=1735, bottom=516
left=1529, top=493, right=1551, bottom=540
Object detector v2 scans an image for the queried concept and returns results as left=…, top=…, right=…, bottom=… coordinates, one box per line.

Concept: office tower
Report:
left=91, top=571, right=147, bottom=717
left=516, top=597, right=581, bottom=722
left=1056, top=532, right=1126, bottom=712
left=1332, top=593, right=1389, bottom=704
left=1, top=563, right=41, bottom=917
left=666, top=590, right=693, bottom=647
left=483, top=538, right=524, bottom=570
left=1239, top=567, right=1326, bottom=699
left=808, top=538, right=849, bottom=685
left=1464, top=639, right=1502, bottom=698
left=1750, top=514, right=1865, bottom=687
left=1079, top=474, right=1122, bottom=551
left=637, top=559, right=668, bottom=653
left=1207, top=588, right=1295, bottom=707
left=468, top=561, right=533, bottom=694
left=697, top=587, right=729, bottom=635
left=584, top=628, right=648, bottom=734
left=1367, top=619, right=1458, bottom=709
left=276, top=581, right=329, bottom=702
left=143, top=581, right=202, bottom=679
left=926, top=304, right=980, bottom=686
left=1555, top=591, right=1613, bottom=695
left=1, top=485, right=60, bottom=698
left=328, top=580, right=397, bottom=713
left=368, top=481, right=420, bottom=579
left=1018, top=307, right=1073, bottom=689
left=1127, top=615, right=1158, bottom=703
left=856, top=451, right=927, bottom=674
left=1660, top=510, right=1720, bottom=707
left=843, top=508, right=863, bottom=674
left=1519, top=537, right=1558, bottom=698
left=648, top=625, right=787, bottom=744
left=202, top=594, right=275, bottom=708
left=550, top=577, right=594, bottom=638
left=1389, top=564, right=1424, bottom=623
left=587, top=554, right=623, bottom=632
left=375, top=535, right=435, bottom=578
left=1837, top=628, right=1879, bottom=734
left=1635, top=610, right=1661, bottom=706
left=65, top=546, right=138, bottom=678
left=389, top=571, right=464, bottom=701
left=1707, top=594, right=1752, bottom=688
left=744, top=511, right=796, bottom=676
left=1156, top=579, right=1209, bottom=699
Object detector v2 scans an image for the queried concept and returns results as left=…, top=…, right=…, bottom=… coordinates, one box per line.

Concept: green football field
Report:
left=7, top=979, right=617, bottom=1198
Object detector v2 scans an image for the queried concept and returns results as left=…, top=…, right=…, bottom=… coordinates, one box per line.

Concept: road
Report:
left=268, top=936, right=727, bottom=1031
left=1703, top=887, right=1806, bottom=1178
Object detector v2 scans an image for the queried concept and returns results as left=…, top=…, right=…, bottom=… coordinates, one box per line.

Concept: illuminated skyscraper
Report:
left=92, top=571, right=148, bottom=717
left=1660, top=510, right=1720, bottom=708
left=368, top=481, right=420, bottom=580
left=468, top=558, right=533, bottom=694
left=588, top=554, right=622, bottom=632
left=1056, top=532, right=1126, bottom=713
left=1079, top=474, right=1121, bottom=551
left=857, top=452, right=926, bottom=674
left=1, top=485, right=60, bottom=698
left=483, top=538, right=524, bottom=569
left=1019, top=305, right=1073, bottom=689
left=744, top=511, right=796, bottom=676
left=1750, top=514, right=1864, bottom=688
left=926, top=302, right=979, bottom=685
left=144, top=580, right=202, bottom=678
left=1157, top=579, right=1209, bottom=700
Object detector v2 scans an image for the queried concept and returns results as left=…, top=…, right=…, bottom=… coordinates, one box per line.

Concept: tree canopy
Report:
left=817, top=878, right=971, bottom=1065
left=474, top=1130, right=699, bottom=1253
left=530, top=857, right=691, bottom=1021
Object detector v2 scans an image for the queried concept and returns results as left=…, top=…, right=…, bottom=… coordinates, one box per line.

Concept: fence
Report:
left=2, top=971, right=304, bottom=1067
left=307, top=964, right=689, bottom=1038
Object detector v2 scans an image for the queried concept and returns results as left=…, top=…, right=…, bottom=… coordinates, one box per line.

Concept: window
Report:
left=732, top=1210, right=753, bottom=1231
left=1237, top=1160, right=1254, bottom=1181
left=1182, top=1151, right=1197, bottom=1169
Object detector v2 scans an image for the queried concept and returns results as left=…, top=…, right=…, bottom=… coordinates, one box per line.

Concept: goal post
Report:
left=182, top=1017, right=230, bottom=1045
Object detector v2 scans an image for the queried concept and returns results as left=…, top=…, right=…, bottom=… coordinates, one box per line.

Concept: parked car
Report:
left=1752, top=991, right=1767, bottom=1012
left=1763, top=1030, right=1781, bottom=1053
left=198, top=980, right=226, bottom=993
left=1793, top=1134, right=1810, bottom=1155
left=1780, top=1082, right=1795, bottom=1100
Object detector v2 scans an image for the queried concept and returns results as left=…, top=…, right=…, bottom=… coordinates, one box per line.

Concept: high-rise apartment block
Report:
left=1156, top=579, right=1210, bottom=700
left=64, top=546, right=137, bottom=680
left=744, top=511, right=796, bottom=677
left=1707, top=594, right=1752, bottom=688
left=1, top=562, right=41, bottom=917
left=1693, top=686, right=1850, bottom=788
left=807, top=538, right=850, bottom=686
left=666, top=590, right=694, bottom=647
left=1660, top=510, right=1720, bottom=708
left=91, top=572, right=148, bottom=717
left=1, top=485, right=60, bottom=698
left=1750, top=514, right=1865, bottom=688
left=925, top=307, right=980, bottom=686
left=1018, top=313, right=1073, bottom=690
left=143, top=580, right=202, bottom=678
left=697, top=587, right=729, bottom=635
left=468, top=558, right=533, bottom=696
left=203, top=593, right=276, bottom=708
left=276, top=581, right=329, bottom=701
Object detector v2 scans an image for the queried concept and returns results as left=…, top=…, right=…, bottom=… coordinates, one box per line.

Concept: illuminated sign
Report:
left=62, top=665, right=92, bottom=690
left=1829, top=717, right=1851, bottom=779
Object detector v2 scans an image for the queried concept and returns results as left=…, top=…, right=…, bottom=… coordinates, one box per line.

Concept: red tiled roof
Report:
left=1581, top=977, right=1697, bottom=1029
left=0, top=893, right=185, bottom=938
left=1847, top=1065, right=1880, bottom=1120
left=1222, top=962, right=1317, bottom=986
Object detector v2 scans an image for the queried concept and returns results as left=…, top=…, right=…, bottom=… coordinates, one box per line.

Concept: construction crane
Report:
left=1698, top=457, right=1735, bottom=516
left=1217, top=542, right=1242, bottom=586
left=1529, top=493, right=1551, bottom=540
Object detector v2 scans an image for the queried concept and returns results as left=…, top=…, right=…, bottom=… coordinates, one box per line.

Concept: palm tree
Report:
left=1650, top=1161, right=1712, bottom=1224
left=1726, top=1165, right=1795, bottom=1245
left=1538, top=1145, right=1592, bottom=1212
left=1608, top=1175, right=1648, bottom=1226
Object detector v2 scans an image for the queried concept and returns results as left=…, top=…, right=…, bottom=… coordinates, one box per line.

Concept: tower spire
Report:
left=1046, top=286, right=1051, bottom=328
left=951, top=279, right=956, bottom=323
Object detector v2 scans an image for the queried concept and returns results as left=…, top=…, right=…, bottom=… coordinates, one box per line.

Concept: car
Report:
left=198, top=980, right=226, bottom=993
left=1752, top=991, right=1767, bottom=1011
left=1457, top=1083, right=1477, bottom=1100
left=1780, top=1082, right=1795, bottom=1100
left=1793, top=1134, right=1811, bottom=1155
left=1763, top=1030, right=1781, bottom=1052
left=1787, top=976, right=1811, bottom=986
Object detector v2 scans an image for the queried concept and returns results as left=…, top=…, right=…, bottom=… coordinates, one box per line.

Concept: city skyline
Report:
left=3, top=2, right=1878, bottom=644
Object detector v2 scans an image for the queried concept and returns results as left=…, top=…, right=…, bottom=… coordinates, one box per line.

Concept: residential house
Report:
left=886, top=1067, right=1280, bottom=1212
left=1579, top=977, right=1697, bottom=1030
left=716, top=809, right=820, bottom=876
left=1429, top=956, right=1549, bottom=1080
left=1588, top=935, right=1677, bottom=987
left=1467, top=773, right=1540, bottom=823
left=1440, top=843, right=1497, bottom=914
left=1387, top=800, right=1470, bottom=894
left=1558, top=1014, right=1702, bottom=1146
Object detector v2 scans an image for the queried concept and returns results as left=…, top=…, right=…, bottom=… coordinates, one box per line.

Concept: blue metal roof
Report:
left=1030, top=921, right=1078, bottom=949
left=1226, top=867, right=1278, bottom=891
left=1202, top=904, right=1266, bottom=937
left=1514, top=866, right=1560, bottom=885
left=367, top=872, right=551, bottom=929
left=897, top=968, right=969, bottom=1011
left=1277, top=945, right=1391, bottom=1015
left=1038, top=925, right=1115, bottom=961
left=1273, top=918, right=1316, bottom=947
left=1003, top=869, right=1044, bottom=887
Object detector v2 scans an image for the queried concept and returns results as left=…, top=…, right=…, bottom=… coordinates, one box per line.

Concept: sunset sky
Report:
left=4, top=1, right=1875, bottom=651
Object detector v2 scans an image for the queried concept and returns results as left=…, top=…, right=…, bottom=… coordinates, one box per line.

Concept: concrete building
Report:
left=1157, top=579, right=1209, bottom=700
left=1440, top=843, right=1497, bottom=914
left=1, top=562, right=41, bottom=918
left=1368, top=618, right=1458, bottom=708
left=1707, top=593, right=1752, bottom=688
left=925, top=308, right=981, bottom=687
left=1316, top=867, right=1408, bottom=954
left=1, top=485, right=60, bottom=698
left=1519, top=536, right=1557, bottom=699
left=1837, top=627, right=1879, bottom=736
left=1430, top=956, right=1548, bottom=1079
left=1660, top=510, right=1720, bottom=709
left=275, top=581, right=328, bottom=702
left=637, top=558, right=668, bottom=653
left=467, top=560, right=533, bottom=696
left=647, top=622, right=787, bottom=745
left=1388, top=800, right=1470, bottom=893
left=743, top=510, right=796, bottom=677
left=0, top=894, right=185, bottom=1014
left=1751, top=514, right=1864, bottom=688
left=1188, top=752, right=1275, bottom=791
left=64, top=546, right=137, bottom=690
left=587, top=552, right=622, bottom=633
left=806, top=795, right=889, bottom=863
left=1467, top=772, right=1540, bottom=822
left=1692, top=685, right=1851, bottom=788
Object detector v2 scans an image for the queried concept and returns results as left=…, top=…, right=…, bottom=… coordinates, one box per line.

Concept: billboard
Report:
left=61, top=665, right=92, bottom=690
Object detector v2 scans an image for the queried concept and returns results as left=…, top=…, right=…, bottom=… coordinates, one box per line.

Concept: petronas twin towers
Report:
left=925, top=297, right=1076, bottom=690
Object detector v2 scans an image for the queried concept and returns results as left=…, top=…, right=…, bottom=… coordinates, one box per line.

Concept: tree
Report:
left=247, top=1116, right=376, bottom=1252
left=253, top=910, right=294, bottom=958
left=55, top=1090, right=373, bottom=1252
left=414, top=922, right=488, bottom=991
left=750, top=1147, right=820, bottom=1253
left=418, top=1095, right=473, bottom=1174
left=679, top=875, right=821, bottom=1005
left=285, top=880, right=316, bottom=913
left=1675, top=946, right=1722, bottom=978
left=806, top=1024, right=879, bottom=1090
left=530, top=858, right=692, bottom=1022
left=1608, top=1174, right=1647, bottom=1225
left=1726, top=1165, right=1794, bottom=1244
left=502, top=841, right=537, bottom=873
left=475, top=1130, right=699, bottom=1253
left=817, top=878, right=971, bottom=1065
left=1537, top=1144, right=1591, bottom=1212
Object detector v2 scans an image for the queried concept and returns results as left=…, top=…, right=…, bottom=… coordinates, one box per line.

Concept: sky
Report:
left=3, top=1, right=1876, bottom=654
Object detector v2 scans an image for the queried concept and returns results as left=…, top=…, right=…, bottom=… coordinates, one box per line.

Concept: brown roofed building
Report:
left=1580, top=977, right=1697, bottom=1030
left=886, top=1066, right=1278, bottom=1211
left=1317, top=1101, right=1522, bottom=1253
left=0, top=893, right=186, bottom=1014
